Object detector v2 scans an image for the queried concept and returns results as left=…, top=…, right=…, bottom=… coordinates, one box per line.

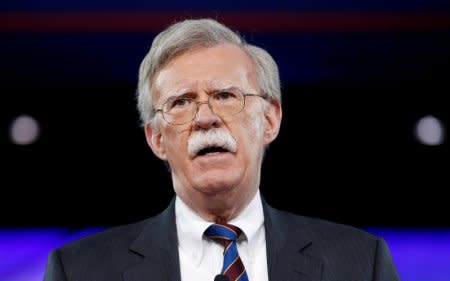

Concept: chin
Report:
left=196, top=180, right=236, bottom=195
left=185, top=165, right=245, bottom=196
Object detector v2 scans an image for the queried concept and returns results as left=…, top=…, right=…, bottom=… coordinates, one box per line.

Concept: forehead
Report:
left=153, top=44, right=257, bottom=100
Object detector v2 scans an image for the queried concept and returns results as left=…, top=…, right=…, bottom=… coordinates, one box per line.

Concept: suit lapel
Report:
left=120, top=196, right=323, bottom=281
left=123, top=199, right=181, bottom=281
left=263, top=202, right=323, bottom=281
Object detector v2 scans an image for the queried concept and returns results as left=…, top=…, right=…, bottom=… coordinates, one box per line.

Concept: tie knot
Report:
left=204, top=223, right=243, bottom=242
left=203, top=223, right=249, bottom=281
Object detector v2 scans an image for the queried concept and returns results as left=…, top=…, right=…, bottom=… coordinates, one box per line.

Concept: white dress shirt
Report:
left=175, top=190, right=268, bottom=281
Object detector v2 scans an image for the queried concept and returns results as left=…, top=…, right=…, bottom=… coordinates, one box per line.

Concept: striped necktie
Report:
left=204, top=223, right=249, bottom=281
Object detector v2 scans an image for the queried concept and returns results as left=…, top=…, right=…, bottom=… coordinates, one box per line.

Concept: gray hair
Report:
left=137, top=18, right=281, bottom=126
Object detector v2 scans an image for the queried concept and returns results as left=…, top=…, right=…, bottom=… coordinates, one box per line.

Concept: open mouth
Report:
left=197, top=146, right=230, bottom=156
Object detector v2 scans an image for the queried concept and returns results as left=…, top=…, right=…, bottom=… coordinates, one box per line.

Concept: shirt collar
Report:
left=175, top=190, right=265, bottom=265
left=228, top=190, right=264, bottom=246
left=175, top=196, right=212, bottom=266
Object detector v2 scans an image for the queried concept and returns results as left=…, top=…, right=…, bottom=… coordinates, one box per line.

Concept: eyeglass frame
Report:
left=154, top=91, right=267, bottom=126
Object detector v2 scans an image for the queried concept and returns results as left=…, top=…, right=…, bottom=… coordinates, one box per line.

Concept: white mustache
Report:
left=188, top=129, right=237, bottom=157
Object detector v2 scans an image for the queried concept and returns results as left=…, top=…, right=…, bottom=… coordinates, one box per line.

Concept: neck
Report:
left=179, top=188, right=257, bottom=223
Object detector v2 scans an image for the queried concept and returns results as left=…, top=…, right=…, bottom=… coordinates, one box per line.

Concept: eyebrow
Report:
left=169, top=85, right=245, bottom=98
left=209, top=86, right=244, bottom=94
left=164, top=92, right=196, bottom=103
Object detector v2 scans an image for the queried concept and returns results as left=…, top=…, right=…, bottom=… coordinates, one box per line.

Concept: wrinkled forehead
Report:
left=152, top=44, right=258, bottom=104
left=160, top=79, right=246, bottom=98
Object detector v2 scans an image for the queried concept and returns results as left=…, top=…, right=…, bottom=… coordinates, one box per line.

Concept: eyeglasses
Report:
left=155, top=90, right=266, bottom=125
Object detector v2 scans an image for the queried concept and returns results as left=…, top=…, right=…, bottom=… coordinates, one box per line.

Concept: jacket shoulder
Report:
left=58, top=218, right=149, bottom=253
left=265, top=206, right=400, bottom=280
left=267, top=205, right=378, bottom=243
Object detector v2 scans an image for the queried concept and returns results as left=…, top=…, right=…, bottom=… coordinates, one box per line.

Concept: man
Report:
left=44, top=18, right=400, bottom=281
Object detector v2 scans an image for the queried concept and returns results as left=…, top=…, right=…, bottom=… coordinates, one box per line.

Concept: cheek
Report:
left=239, top=112, right=265, bottom=152
left=247, top=110, right=265, bottom=139
left=162, top=127, right=189, bottom=154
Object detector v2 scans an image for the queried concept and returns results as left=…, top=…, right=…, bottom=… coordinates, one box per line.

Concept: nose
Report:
left=194, top=101, right=221, bottom=129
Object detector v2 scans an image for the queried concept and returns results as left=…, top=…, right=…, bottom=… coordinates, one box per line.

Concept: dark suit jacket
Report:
left=44, top=198, right=400, bottom=281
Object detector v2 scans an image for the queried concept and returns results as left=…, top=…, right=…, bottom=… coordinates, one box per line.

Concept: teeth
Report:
left=188, top=129, right=237, bottom=157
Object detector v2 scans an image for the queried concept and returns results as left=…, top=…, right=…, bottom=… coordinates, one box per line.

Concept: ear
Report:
left=144, top=122, right=168, bottom=160
left=263, top=100, right=282, bottom=145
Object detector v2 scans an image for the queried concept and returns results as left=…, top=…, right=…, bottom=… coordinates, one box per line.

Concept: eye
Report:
left=167, top=98, right=193, bottom=110
left=213, top=91, right=236, bottom=100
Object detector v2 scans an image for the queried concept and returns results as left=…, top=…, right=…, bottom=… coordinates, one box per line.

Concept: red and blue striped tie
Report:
left=204, top=223, right=249, bottom=281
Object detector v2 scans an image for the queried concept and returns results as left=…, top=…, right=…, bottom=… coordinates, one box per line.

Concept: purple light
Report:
left=366, top=228, right=450, bottom=281
left=0, top=227, right=103, bottom=281
left=1, top=227, right=449, bottom=281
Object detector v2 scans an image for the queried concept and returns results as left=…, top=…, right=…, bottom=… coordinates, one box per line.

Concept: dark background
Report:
left=1, top=1, right=449, bottom=228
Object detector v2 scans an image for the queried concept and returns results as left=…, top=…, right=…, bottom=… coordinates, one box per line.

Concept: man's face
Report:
left=145, top=43, right=281, bottom=210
